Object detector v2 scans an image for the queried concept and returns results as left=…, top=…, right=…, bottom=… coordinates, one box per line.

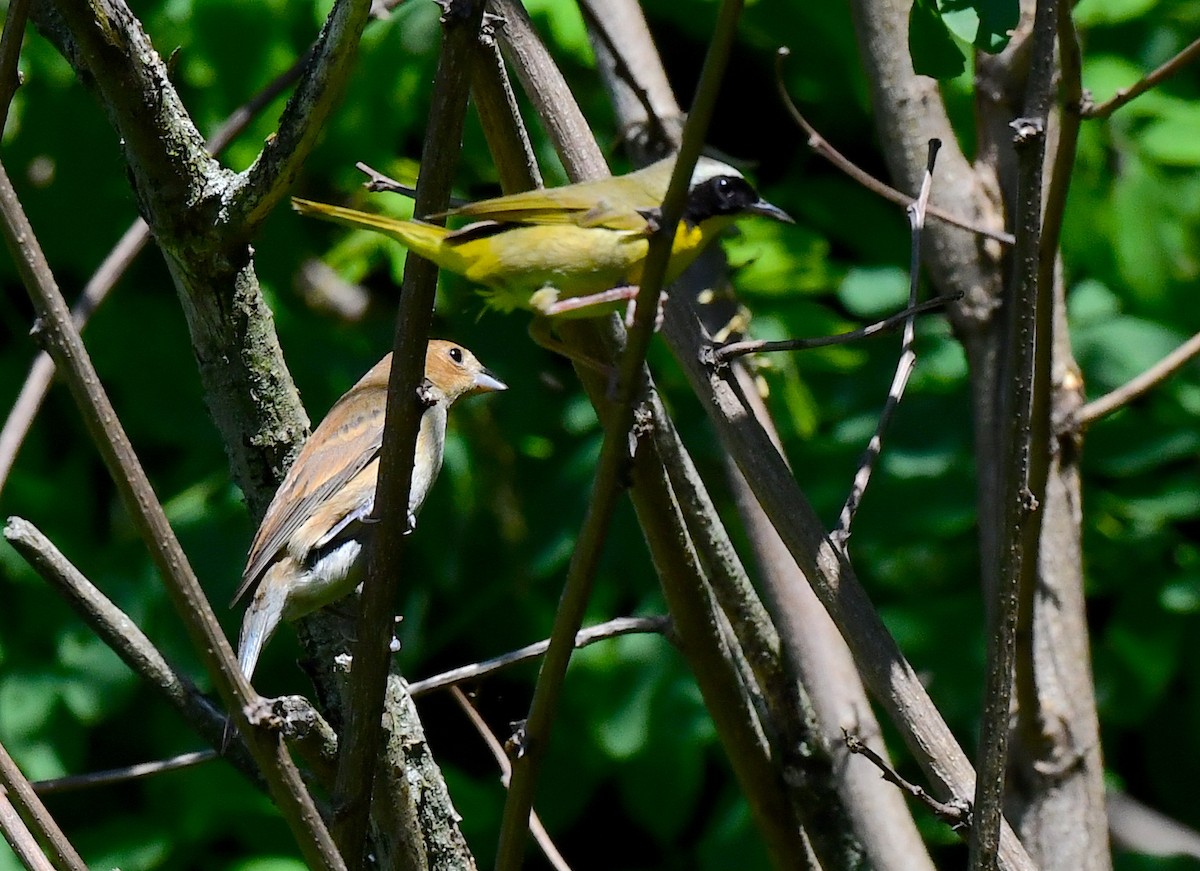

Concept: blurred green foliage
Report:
left=1, top=0, right=1199, bottom=868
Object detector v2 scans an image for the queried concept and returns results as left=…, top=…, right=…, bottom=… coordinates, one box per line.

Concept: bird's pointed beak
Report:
left=473, top=369, right=508, bottom=393
left=747, top=198, right=794, bottom=224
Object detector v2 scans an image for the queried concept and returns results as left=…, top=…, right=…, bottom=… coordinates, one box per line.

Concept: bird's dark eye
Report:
left=449, top=347, right=464, bottom=364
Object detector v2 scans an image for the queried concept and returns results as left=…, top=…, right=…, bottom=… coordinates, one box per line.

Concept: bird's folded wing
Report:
left=233, top=385, right=387, bottom=605
left=444, top=182, right=652, bottom=233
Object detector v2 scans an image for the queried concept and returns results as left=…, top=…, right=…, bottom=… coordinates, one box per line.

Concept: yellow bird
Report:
left=292, top=156, right=792, bottom=318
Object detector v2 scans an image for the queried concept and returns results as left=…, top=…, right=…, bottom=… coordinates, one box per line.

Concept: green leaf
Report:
left=229, top=859, right=309, bottom=871
left=939, top=0, right=1019, bottom=52
left=1140, top=106, right=1200, bottom=166
left=1074, top=315, right=1184, bottom=392
left=909, top=0, right=967, bottom=79
left=838, top=265, right=910, bottom=317
left=1160, top=576, right=1200, bottom=614
left=1074, top=0, right=1160, bottom=27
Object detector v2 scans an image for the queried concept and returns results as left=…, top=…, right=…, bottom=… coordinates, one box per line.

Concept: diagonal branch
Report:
left=661, top=299, right=1037, bottom=871
left=2, top=517, right=256, bottom=780
left=450, top=689, right=572, bottom=871
left=1082, top=35, right=1200, bottom=119
left=228, top=0, right=371, bottom=230
left=0, top=792, right=56, bottom=871
left=0, top=156, right=345, bottom=871
left=0, top=0, right=30, bottom=131
left=406, top=616, right=671, bottom=696
left=775, top=48, right=1013, bottom=247
left=0, top=48, right=310, bottom=499
left=494, top=3, right=746, bottom=866
left=715, top=295, right=957, bottom=361
left=330, top=1, right=486, bottom=864
left=1074, top=330, right=1200, bottom=427
left=0, top=740, right=87, bottom=871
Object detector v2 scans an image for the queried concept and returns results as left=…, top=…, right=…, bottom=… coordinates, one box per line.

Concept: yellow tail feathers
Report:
left=291, top=197, right=451, bottom=264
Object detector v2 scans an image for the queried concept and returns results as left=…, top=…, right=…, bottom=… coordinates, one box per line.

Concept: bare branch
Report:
left=714, top=294, right=957, bottom=363
left=845, top=732, right=971, bottom=831
left=2, top=518, right=253, bottom=776
left=0, top=156, right=344, bottom=870
left=1082, top=35, right=1200, bottom=119
left=832, top=139, right=940, bottom=546
left=230, top=0, right=371, bottom=229
left=970, top=0, right=1061, bottom=867
left=660, top=299, right=1036, bottom=871
left=449, top=689, right=572, bottom=871
left=331, top=1, right=485, bottom=862
left=0, top=740, right=87, bottom=871
left=0, top=0, right=30, bottom=130
left=407, top=616, right=671, bottom=697
left=775, top=48, right=1014, bottom=247
left=1075, top=330, right=1200, bottom=427
left=33, top=751, right=218, bottom=796
left=0, top=792, right=55, bottom=871
left=490, top=0, right=609, bottom=180
left=470, top=22, right=543, bottom=194
left=0, top=42, right=311, bottom=499
left=0, top=221, right=144, bottom=497
left=494, top=3, right=746, bottom=864
left=355, top=161, right=419, bottom=196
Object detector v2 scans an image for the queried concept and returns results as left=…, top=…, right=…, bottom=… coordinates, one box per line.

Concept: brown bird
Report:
left=232, top=340, right=506, bottom=680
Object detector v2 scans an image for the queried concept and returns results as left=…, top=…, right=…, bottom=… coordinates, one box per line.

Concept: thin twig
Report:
left=1083, top=35, right=1200, bottom=119
left=0, top=158, right=344, bottom=871
left=330, top=2, right=485, bottom=863
left=407, top=616, right=670, bottom=696
left=714, top=294, right=957, bottom=363
left=832, top=139, right=940, bottom=547
left=355, top=161, right=420, bottom=196
left=970, top=0, right=1060, bottom=866
left=775, top=48, right=1014, bottom=247
left=1076, top=330, right=1200, bottom=427
left=449, top=688, right=572, bottom=871
left=0, top=739, right=87, bottom=871
left=0, top=0, right=30, bottom=131
left=0, top=792, right=55, bottom=871
left=845, top=731, right=971, bottom=831
left=493, top=3, right=744, bottom=866
left=33, top=751, right=219, bottom=796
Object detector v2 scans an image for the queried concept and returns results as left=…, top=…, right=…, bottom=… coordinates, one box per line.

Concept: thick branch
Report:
left=661, top=299, right=1036, bottom=871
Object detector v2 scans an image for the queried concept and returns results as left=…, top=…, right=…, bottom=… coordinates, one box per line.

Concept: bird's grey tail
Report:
left=236, top=590, right=285, bottom=681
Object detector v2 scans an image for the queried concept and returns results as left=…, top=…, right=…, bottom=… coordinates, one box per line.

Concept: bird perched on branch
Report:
left=233, top=340, right=506, bottom=680
left=292, top=155, right=792, bottom=319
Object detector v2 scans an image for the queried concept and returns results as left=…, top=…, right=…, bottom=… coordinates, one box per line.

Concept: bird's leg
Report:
left=533, top=284, right=640, bottom=318
left=623, top=292, right=667, bottom=330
